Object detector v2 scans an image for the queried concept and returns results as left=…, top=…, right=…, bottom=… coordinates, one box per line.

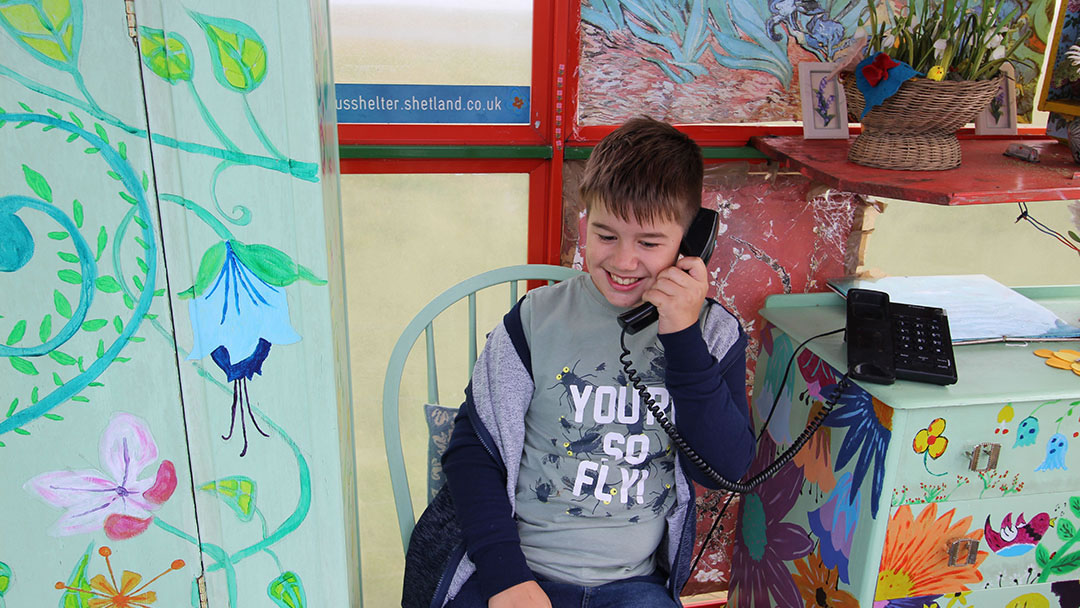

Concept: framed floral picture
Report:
left=975, top=63, right=1017, bottom=135
left=1038, top=0, right=1080, bottom=118
left=799, top=62, right=849, bottom=139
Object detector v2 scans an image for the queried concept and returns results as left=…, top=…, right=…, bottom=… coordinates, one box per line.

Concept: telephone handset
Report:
left=616, top=206, right=851, bottom=494
left=617, top=208, right=720, bottom=334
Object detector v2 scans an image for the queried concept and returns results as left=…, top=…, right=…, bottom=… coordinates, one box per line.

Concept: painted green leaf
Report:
left=54, top=289, right=72, bottom=318
left=1051, top=549, right=1080, bottom=575
left=81, top=319, right=107, bottom=331
left=95, top=276, right=121, bottom=293
left=30, top=386, right=38, bottom=403
left=39, top=314, right=51, bottom=342
left=48, top=231, right=69, bottom=240
left=117, top=141, right=126, bottom=160
left=9, top=356, right=37, bottom=376
left=49, top=351, right=75, bottom=366
left=57, top=251, right=79, bottom=263
left=22, top=164, right=52, bottom=202
left=232, top=241, right=327, bottom=288
left=0, top=0, right=83, bottom=71
left=1036, top=543, right=1051, bottom=568
left=1060, top=517, right=1078, bottom=542
left=199, top=476, right=256, bottom=521
left=5, top=320, right=26, bottom=345
left=60, top=543, right=94, bottom=608
left=297, top=265, right=327, bottom=286
left=181, top=241, right=227, bottom=300
left=139, top=26, right=193, bottom=83
left=112, top=315, right=123, bottom=334
left=268, top=571, right=306, bottom=608
left=72, top=198, right=83, bottom=227
left=95, top=226, right=106, bottom=260
left=93, top=123, right=107, bottom=144
left=57, top=269, right=81, bottom=284
left=188, top=11, right=267, bottom=92
left=0, top=559, right=10, bottom=598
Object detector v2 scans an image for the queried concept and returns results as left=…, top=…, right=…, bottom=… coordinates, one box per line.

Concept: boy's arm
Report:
left=442, top=403, right=536, bottom=599
left=658, top=314, right=755, bottom=488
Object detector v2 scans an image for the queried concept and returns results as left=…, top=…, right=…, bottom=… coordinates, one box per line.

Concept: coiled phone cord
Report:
left=618, top=326, right=852, bottom=494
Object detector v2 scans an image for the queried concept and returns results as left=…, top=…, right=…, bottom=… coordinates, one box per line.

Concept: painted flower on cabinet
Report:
left=24, top=413, right=177, bottom=540
left=794, top=400, right=836, bottom=494
left=1035, top=433, right=1069, bottom=472
left=823, top=384, right=892, bottom=518
left=809, top=472, right=860, bottom=584
left=792, top=547, right=859, bottom=608
left=875, top=503, right=987, bottom=602
left=913, top=418, right=949, bottom=477
left=729, top=435, right=813, bottom=608
left=54, top=546, right=185, bottom=608
left=1015, top=416, right=1040, bottom=448
left=755, top=331, right=795, bottom=445
left=798, top=349, right=837, bottom=402
left=181, top=239, right=323, bottom=456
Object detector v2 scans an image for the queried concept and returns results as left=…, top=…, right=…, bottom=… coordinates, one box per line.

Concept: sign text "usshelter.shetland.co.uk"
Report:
left=335, top=84, right=530, bottom=124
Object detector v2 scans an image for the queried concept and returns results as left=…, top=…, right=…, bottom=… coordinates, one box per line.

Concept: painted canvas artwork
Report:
left=577, top=0, right=1052, bottom=126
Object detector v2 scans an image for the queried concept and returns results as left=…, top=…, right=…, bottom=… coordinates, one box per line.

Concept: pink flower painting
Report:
left=24, top=412, right=176, bottom=540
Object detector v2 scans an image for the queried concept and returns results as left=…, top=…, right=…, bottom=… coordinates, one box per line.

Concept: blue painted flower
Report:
left=809, top=472, right=861, bottom=584
left=1014, top=416, right=1039, bottom=448
left=1035, top=433, right=1069, bottom=472
left=823, top=383, right=891, bottom=518
left=183, top=240, right=324, bottom=455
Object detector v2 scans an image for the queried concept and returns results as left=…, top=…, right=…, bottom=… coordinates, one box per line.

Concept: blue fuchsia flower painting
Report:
left=182, top=239, right=324, bottom=456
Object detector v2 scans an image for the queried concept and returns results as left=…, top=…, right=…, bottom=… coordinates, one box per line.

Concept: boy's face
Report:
left=584, top=204, right=684, bottom=308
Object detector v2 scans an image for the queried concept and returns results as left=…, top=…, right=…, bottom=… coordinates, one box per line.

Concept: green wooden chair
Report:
left=382, top=264, right=583, bottom=553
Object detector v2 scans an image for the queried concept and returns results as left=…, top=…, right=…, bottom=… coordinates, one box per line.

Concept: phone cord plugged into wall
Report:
left=618, top=326, right=852, bottom=494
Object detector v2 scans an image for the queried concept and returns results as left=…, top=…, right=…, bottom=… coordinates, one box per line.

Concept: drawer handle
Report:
left=947, top=539, right=980, bottom=567
left=968, top=442, right=1001, bottom=472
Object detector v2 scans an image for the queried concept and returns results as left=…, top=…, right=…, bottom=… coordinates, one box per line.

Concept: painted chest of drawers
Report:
left=729, top=287, right=1080, bottom=608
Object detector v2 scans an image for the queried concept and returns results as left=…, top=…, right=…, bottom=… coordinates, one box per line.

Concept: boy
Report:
left=409, top=117, right=755, bottom=608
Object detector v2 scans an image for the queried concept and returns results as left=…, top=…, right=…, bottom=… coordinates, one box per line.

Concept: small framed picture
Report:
left=975, top=62, right=1017, bottom=135
left=799, top=62, right=849, bottom=139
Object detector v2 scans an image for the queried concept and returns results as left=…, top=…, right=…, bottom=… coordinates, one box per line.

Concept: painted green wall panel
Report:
left=1, top=0, right=356, bottom=606
left=0, top=2, right=202, bottom=606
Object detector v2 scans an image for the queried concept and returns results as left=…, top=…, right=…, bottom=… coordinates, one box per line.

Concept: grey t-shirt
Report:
left=514, top=275, right=678, bottom=585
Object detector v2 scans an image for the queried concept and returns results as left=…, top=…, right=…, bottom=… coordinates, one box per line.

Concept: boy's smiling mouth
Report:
left=607, top=271, right=643, bottom=288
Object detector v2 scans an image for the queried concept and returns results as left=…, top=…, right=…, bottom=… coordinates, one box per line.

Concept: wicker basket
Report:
left=843, top=72, right=1005, bottom=171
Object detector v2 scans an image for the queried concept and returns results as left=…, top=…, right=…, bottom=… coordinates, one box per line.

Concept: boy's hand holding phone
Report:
left=644, top=255, right=709, bottom=335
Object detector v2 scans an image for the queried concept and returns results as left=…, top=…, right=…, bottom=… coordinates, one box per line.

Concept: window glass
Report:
left=331, top=0, right=533, bottom=124
left=340, top=173, right=529, bottom=605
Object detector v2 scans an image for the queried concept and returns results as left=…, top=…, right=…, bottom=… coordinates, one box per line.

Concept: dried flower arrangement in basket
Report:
left=840, top=0, right=1035, bottom=171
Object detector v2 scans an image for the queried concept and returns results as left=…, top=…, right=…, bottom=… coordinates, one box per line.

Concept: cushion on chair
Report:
left=424, top=404, right=458, bottom=500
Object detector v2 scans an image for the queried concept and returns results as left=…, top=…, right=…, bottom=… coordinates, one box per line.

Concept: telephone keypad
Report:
left=890, top=303, right=957, bottom=385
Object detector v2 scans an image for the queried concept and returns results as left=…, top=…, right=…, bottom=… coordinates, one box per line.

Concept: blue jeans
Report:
left=446, top=573, right=679, bottom=608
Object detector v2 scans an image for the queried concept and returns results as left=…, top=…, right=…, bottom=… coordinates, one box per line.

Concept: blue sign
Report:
left=335, top=84, right=530, bottom=124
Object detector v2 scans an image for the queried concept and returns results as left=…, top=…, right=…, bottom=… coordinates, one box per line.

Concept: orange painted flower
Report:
left=914, top=418, right=949, bottom=459
left=54, top=546, right=184, bottom=608
left=793, top=401, right=836, bottom=493
left=792, top=547, right=859, bottom=608
left=876, top=503, right=987, bottom=601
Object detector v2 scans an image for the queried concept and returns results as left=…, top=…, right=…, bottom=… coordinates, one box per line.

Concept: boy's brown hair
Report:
left=579, top=116, right=703, bottom=229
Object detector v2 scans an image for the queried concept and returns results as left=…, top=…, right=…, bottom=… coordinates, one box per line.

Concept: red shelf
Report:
left=750, top=135, right=1080, bottom=205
